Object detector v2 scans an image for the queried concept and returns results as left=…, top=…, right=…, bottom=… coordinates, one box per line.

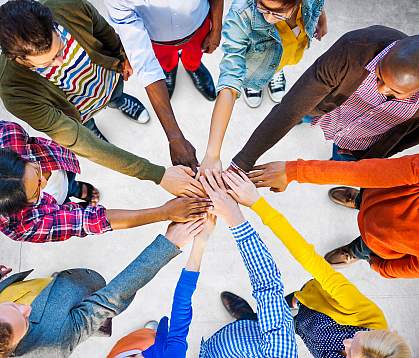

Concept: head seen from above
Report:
left=0, top=0, right=65, bottom=69
left=343, top=330, right=412, bottom=358
left=0, top=149, right=47, bottom=217
left=0, top=303, right=32, bottom=358
left=256, top=0, right=299, bottom=24
left=376, top=36, right=419, bottom=100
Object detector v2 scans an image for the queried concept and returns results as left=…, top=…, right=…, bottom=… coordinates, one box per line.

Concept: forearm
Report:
left=371, top=256, right=419, bottom=279
left=205, top=89, right=237, bottom=158
left=286, top=155, right=419, bottom=188
left=106, top=206, right=168, bottom=230
left=185, top=240, right=207, bottom=272
left=146, top=80, right=184, bottom=141
left=208, top=0, right=223, bottom=32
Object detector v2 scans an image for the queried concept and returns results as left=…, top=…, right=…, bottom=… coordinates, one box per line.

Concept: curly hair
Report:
left=0, top=0, right=55, bottom=60
left=0, top=321, right=13, bottom=358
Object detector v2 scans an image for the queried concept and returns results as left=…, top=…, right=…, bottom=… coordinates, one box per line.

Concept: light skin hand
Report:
left=247, top=161, right=288, bottom=192
left=199, top=169, right=245, bottom=227
left=165, top=219, right=206, bottom=249
left=314, top=10, right=328, bottom=41
left=196, top=155, right=222, bottom=180
left=0, top=265, right=12, bottom=280
left=222, top=170, right=260, bottom=207
left=161, top=197, right=212, bottom=222
left=160, top=166, right=207, bottom=198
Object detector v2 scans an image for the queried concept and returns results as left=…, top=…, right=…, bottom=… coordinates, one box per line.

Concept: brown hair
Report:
left=0, top=321, right=13, bottom=358
left=360, top=330, right=412, bottom=358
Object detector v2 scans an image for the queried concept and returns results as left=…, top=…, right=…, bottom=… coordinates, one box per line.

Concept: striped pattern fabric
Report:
left=35, top=25, right=120, bottom=122
left=199, top=221, right=298, bottom=358
left=312, top=41, right=419, bottom=151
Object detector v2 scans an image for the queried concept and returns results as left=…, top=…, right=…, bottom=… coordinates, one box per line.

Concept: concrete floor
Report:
left=0, top=0, right=418, bottom=357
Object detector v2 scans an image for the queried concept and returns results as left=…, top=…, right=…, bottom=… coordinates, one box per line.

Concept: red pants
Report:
left=152, top=16, right=211, bottom=72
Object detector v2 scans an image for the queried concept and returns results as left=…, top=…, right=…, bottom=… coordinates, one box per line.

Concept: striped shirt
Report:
left=312, top=41, right=419, bottom=151
left=199, top=221, right=298, bottom=358
left=35, top=25, right=120, bottom=123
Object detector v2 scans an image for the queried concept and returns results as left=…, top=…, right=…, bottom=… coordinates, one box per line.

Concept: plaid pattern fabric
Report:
left=199, top=221, right=298, bottom=358
left=312, top=41, right=419, bottom=151
left=0, top=121, right=111, bottom=243
left=0, top=121, right=80, bottom=173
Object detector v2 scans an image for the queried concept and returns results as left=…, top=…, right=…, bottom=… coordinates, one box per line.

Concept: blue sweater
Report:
left=143, top=269, right=199, bottom=358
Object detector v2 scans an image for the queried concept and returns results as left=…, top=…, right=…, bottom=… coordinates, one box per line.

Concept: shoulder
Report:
left=228, top=0, right=253, bottom=17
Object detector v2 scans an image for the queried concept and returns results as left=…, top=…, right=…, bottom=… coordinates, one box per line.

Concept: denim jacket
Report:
left=217, top=0, right=324, bottom=94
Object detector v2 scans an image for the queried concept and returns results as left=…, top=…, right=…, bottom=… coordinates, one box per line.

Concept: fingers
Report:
left=205, top=169, right=222, bottom=192
left=224, top=170, right=242, bottom=187
left=222, top=172, right=238, bottom=192
left=199, top=176, right=216, bottom=198
left=252, top=164, right=267, bottom=171
left=226, top=189, right=240, bottom=202
left=180, top=165, right=195, bottom=177
left=214, top=170, right=227, bottom=191
left=238, top=170, right=252, bottom=183
left=255, top=181, right=269, bottom=188
left=187, top=218, right=206, bottom=235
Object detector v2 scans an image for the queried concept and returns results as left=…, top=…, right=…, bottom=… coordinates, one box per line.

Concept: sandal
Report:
left=73, top=181, right=100, bottom=205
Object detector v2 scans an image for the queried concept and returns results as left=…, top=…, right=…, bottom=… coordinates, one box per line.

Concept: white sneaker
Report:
left=144, top=320, right=158, bottom=330
left=243, top=87, right=263, bottom=108
left=268, top=70, right=286, bottom=103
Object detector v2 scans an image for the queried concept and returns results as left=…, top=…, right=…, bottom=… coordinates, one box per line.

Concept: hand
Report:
left=161, top=197, right=212, bottom=222
left=199, top=169, right=245, bottom=227
left=194, top=213, right=217, bottom=244
left=165, top=219, right=206, bottom=248
left=196, top=154, right=222, bottom=180
left=169, top=137, right=199, bottom=173
left=314, top=10, right=328, bottom=41
left=222, top=170, right=260, bottom=207
left=0, top=265, right=12, bottom=280
left=201, top=28, right=221, bottom=54
left=247, top=161, right=288, bottom=192
left=160, top=166, right=206, bottom=198
left=121, top=57, right=133, bottom=81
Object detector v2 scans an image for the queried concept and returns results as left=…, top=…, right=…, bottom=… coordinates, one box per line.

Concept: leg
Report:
left=83, top=117, right=109, bottom=142
left=181, top=16, right=215, bottom=100
left=151, top=42, right=179, bottom=99
left=332, top=144, right=357, bottom=162
left=108, top=76, right=150, bottom=123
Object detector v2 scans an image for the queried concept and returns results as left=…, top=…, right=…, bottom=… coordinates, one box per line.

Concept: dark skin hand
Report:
left=202, top=0, right=223, bottom=53
left=145, top=80, right=199, bottom=172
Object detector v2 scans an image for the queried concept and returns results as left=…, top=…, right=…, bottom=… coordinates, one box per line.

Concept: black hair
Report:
left=0, top=149, right=29, bottom=216
left=0, top=0, right=55, bottom=60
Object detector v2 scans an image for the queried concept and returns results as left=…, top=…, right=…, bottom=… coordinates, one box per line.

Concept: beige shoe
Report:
left=328, top=187, right=360, bottom=209
left=324, top=245, right=360, bottom=267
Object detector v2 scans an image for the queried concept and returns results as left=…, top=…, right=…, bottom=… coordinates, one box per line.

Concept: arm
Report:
left=232, top=33, right=353, bottom=172
left=199, top=8, right=249, bottom=174
left=201, top=0, right=224, bottom=54
left=70, top=234, right=181, bottom=343
left=105, top=0, right=198, bottom=170
left=370, top=256, right=419, bottom=279
left=231, top=221, right=298, bottom=357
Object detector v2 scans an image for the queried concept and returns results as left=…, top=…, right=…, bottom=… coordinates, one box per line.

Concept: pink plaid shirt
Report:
left=0, top=121, right=111, bottom=243
left=312, top=41, right=419, bottom=151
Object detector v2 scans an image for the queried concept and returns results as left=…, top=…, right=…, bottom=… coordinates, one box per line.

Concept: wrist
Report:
left=158, top=204, right=170, bottom=221
left=168, top=134, right=185, bottom=144
left=225, top=210, right=245, bottom=227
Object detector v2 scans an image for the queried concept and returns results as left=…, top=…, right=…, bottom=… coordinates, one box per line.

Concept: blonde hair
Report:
left=359, top=330, right=412, bottom=358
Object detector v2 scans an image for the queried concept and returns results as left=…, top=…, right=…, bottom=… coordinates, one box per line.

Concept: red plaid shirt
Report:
left=312, top=41, right=419, bottom=151
left=0, top=121, right=112, bottom=243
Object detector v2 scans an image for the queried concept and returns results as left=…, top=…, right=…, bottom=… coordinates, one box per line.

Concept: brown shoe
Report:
left=220, top=291, right=254, bottom=320
left=324, top=245, right=359, bottom=267
left=328, top=187, right=360, bottom=209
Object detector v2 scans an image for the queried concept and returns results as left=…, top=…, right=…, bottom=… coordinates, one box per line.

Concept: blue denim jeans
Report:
left=332, top=144, right=357, bottom=162
left=64, top=171, right=79, bottom=203
left=347, top=236, right=373, bottom=261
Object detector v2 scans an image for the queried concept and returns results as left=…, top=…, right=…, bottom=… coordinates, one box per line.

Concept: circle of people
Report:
left=0, top=0, right=417, bottom=357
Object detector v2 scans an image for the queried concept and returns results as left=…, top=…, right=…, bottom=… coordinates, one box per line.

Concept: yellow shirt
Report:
left=251, top=197, right=388, bottom=330
left=0, top=278, right=53, bottom=305
left=275, top=5, right=308, bottom=71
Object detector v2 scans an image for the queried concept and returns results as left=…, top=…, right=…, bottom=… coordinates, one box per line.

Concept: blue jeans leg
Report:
left=347, top=236, right=373, bottom=261
left=65, top=171, right=79, bottom=203
left=332, top=144, right=357, bottom=162
left=107, top=76, right=125, bottom=108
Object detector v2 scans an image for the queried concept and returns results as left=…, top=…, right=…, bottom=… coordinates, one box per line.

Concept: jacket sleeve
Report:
left=371, top=256, right=419, bottom=279
left=232, top=32, right=353, bottom=172
left=82, top=0, right=126, bottom=61
left=69, top=234, right=181, bottom=344
left=286, top=154, right=419, bottom=188
left=1, top=93, right=165, bottom=183
left=216, top=7, right=249, bottom=96
left=105, top=0, right=165, bottom=87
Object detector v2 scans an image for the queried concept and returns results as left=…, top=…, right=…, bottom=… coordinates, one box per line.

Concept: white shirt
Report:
left=105, top=0, right=210, bottom=86
left=43, top=170, right=68, bottom=205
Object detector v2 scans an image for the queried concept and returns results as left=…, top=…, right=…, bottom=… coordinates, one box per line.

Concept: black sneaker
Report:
left=186, top=63, right=216, bottom=101
left=268, top=70, right=286, bottom=103
left=113, top=93, right=150, bottom=123
left=243, top=87, right=263, bottom=108
left=84, top=118, right=109, bottom=142
left=163, top=66, right=178, bottom=99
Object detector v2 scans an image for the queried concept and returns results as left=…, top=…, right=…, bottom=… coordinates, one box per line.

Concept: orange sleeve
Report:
left=371, top=256, right=419, bottom=279
left=285, top=154, right=419, bottom=188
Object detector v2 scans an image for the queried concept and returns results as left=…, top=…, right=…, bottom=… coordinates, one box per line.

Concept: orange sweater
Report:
left=286, top=154, right=419, bottom=278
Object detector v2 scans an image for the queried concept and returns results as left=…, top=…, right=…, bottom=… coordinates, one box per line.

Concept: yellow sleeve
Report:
left=251, top=197, right=371, bottom=311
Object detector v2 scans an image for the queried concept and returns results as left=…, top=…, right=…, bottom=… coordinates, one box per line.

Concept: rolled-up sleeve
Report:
left=105, top=0, right=165, bottom=87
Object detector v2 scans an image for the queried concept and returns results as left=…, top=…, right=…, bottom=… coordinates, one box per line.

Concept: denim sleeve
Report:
left=216, top=8, right=250, bottom=97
